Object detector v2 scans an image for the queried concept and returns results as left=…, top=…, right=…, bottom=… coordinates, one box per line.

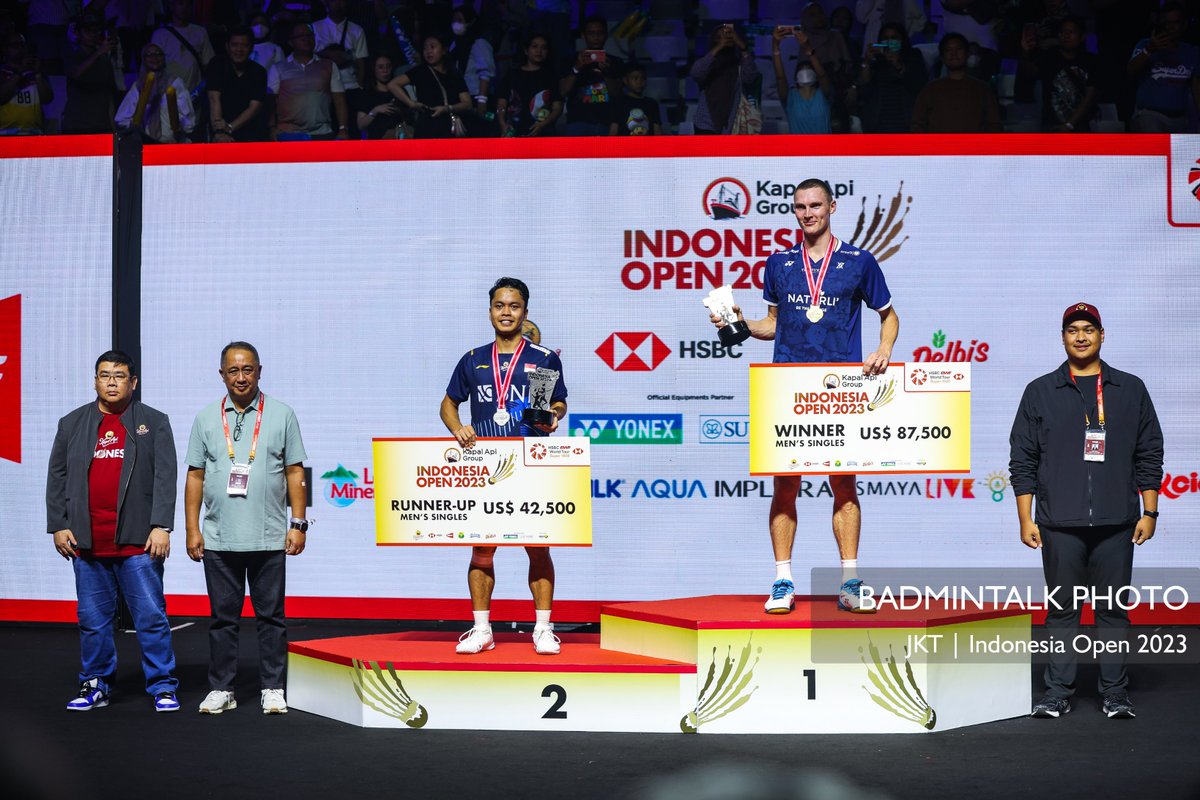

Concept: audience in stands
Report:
left=206, top=27, right=269, bottom=143
left=910, top=32, right=1001, bottom=132
left=690, top=22, right=758, bottom=135
left=115, top=42, right=194, bottom=143
left=496, top=32, right=561, bottom=137
left=1016, top=15, right=1099, bottom=132
left=6, top=1, right=1200, bottom=139
left=386, top=31, right=471, bottom=138
left=357, top=53, right=407, bottom=138
left=609, top=61, right=661, bottom=135
left=0, top=31, right=52, bottom=135
left=773, top=26, right=833, bottom=134
left=855, top=21, right=927, bottom=133
left=560, top=14, right=623, bottom=136
left=268, top=21, right=349, bottom=140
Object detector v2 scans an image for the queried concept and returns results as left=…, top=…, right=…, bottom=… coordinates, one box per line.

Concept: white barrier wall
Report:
left=0, top=139, right=113, bottom=603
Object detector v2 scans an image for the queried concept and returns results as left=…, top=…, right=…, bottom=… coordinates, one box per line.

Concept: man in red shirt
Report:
left=47, top=351, right=180, bottom=712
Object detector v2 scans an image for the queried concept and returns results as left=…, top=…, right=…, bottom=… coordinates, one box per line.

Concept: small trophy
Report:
left=703, top=285, right=751, bottom=347
left=522, top=367, right=560, bottom=427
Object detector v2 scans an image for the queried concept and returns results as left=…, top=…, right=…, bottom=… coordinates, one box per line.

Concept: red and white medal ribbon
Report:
left=800, top=236, right=837, bottom=323
left=490, top=338, right=526, bottom=427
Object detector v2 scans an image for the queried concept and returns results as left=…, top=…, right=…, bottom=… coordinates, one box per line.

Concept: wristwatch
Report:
left=289, top=517, right=310, bottom=532
left=1143, top=510, right=1159, bottom=519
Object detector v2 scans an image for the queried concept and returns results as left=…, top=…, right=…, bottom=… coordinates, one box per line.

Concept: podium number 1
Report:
left=803, top=669, right=816, bottom=700
left=542, top=684, right=568, bottom=718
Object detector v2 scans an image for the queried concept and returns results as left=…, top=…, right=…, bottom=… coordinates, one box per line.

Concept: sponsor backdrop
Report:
left=4, top=137, right=1199, bottom=608
left=0, top=145, right=113, bottom=602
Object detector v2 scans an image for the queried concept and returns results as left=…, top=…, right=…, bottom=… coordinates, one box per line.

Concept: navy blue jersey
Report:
left=762, top=238, right=892, bottom=363
left=446, top=341, right=568, bottom=437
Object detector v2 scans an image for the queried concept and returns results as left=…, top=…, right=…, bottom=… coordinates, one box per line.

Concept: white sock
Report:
left=472, top=610, right=491, bottom=630
left=534, top=609, right=552, bottom=629
left=841, top=559, right=859, bottom=584
left=775, top=561, right=793, bottom=582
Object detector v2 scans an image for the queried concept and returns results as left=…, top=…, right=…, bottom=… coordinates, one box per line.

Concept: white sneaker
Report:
left=532, top=625, right=561, bottom=655
left=198, top=690, right=237, bottom=714
left=456, top=626, right=495, bottom=654
left=764, top=579, right=796, bottom=614
left=261, top=688, right=288, bottom=714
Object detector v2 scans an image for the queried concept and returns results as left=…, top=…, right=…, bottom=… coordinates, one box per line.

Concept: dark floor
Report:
left=3, top=619, right=1199, bottom=800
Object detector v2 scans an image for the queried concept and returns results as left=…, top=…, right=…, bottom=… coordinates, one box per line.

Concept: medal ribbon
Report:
left=222, top=393, right=266, bottom=463
left=1069, top=369, right=1105, bottom=429
left=491, top=338, right=526, bottom=416
left=800, top=236, right=837, bottom=314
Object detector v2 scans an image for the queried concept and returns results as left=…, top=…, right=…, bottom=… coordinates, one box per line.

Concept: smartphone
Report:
left=583, top=49, right=607, bottom=65
left=777, top=25, right=794, bottom=34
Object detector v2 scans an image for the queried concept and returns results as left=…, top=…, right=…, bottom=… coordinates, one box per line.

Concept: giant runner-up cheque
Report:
left=373, top=437, right=592, bottom=545
left=749, top=363, right=970, bottom=476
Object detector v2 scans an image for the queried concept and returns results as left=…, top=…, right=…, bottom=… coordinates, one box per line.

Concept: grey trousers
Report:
left=1040, top=523, right=1135, bottom=697
left=203, top=550, right=287, bottom=691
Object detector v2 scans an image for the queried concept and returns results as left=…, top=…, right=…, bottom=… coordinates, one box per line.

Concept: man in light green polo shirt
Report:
left=185, top=341, right=308, bottom=716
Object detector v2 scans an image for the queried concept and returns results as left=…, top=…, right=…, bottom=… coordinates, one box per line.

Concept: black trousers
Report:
left=202, top=550, right=287, bottom=691
left=1041, top=523, right=1135, bottom=697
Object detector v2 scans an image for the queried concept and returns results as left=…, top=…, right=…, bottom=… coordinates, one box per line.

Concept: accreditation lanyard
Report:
left=490, top=338, right=526, bottom=426
left=1070, top=370, right=1106, bottom=462
left=799, top=236, right=837, bottom=322
left=224, top=393, right=266, bottom=462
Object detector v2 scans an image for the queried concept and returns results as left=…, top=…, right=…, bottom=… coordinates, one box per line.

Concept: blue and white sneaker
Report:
left=764, top=579, right=795, bottom=614
left=66, top=678, right=109, bottom=712
left=837, top=578, right=877, bottom=614
left=154, top=692, right=181, bottom=713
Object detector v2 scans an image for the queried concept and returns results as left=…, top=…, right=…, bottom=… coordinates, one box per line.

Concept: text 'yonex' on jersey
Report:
left=762, top=239, right=892, bottom=364
left=445, top=341, right=568, bottom=437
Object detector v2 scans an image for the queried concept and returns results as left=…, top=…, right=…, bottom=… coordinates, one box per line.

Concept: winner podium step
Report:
left=288, top=596, right=1031, bottom=733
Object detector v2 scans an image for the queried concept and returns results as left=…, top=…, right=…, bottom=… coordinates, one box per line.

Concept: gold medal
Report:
left=806, top=305, right=824, bottom=323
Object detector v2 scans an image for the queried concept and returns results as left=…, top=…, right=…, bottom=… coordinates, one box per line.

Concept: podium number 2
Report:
left=541, top=684, right=568, bottom=718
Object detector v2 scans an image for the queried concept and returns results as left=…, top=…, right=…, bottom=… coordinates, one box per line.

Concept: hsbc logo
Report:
left=0, top=295, right=20, bottom=463
left=596, top=332, right=672, bottom=371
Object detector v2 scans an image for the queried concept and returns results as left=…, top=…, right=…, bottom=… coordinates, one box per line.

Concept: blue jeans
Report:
left=74, top=553, right=178, bottom=696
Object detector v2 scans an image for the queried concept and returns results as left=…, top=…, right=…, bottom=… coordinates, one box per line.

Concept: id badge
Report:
left=227, top=463, right=251, bottom=495
left=1083, top=430, right=1106, bottom=462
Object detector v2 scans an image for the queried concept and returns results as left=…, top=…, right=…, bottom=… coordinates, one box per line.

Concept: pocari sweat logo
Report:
left=570, top=413, right=683, bottom=445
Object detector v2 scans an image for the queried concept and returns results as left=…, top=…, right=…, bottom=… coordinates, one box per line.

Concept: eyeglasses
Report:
left=97, top=372, right=131, bottom=383
left=223, top=366, right=258, bottom=378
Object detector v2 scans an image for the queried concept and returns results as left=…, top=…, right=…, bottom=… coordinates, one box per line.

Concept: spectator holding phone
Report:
left=62, top=12, right=121, bottom=134
left=854, top=0, right=926, bottom=57
left=357, top=54, right=408, bottom=138
left=772, top=26, right=832, bottom=134
left=386, top=31, right=473, bottom=139
left=855, top=22, right=927, bottom=133
left=496, top=32, right=562, bottom=137
left=689, top=22, right=758, bottom=135
left=560, top=14, right=623, bottom=136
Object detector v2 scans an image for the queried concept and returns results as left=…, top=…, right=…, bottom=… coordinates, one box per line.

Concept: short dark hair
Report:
left=221, top=341, right=260, bottom=365
left=795, top=178, right=834, bottom=201
left=226, top=26, right=254, bottom=44
left=95, top=350, right=136, bottom=376
left=489, top=277, right=529, bottom=306
left=938, top=32, right=969, bottom=55
left=624, top=61, right=647, bottom=78
left=582, top=14, right=608, bottom=31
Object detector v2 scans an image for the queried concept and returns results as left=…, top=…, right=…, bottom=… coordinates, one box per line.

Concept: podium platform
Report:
left=288, top=596, right=1031, bottom=733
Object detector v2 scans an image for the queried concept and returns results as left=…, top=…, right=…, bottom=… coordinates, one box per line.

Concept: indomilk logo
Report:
left=0, top=295, right=20, bottom=463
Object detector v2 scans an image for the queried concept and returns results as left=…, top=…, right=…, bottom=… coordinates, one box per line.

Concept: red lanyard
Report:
left=222, top=393, right=265, bottom=463
left=800, top=235, right=837, bottom=308
left=491, top=338, right=526, bottom=412
left=1070, top=369, right=1105, bottom=429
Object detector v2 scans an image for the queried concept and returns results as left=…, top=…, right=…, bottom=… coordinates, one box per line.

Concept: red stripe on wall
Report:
left=0, top=135, right=112, bottom=159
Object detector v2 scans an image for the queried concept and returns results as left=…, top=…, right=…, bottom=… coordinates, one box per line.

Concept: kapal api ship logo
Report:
left=703, top=178, right=751, bottom=220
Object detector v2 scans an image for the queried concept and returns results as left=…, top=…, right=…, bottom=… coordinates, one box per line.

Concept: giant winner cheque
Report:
left=749, top=363, right=971, bottom=476
left=373, top=437, right=593, bottom=545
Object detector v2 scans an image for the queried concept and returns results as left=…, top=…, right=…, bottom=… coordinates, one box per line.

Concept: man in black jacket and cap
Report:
left=1009, top=302, right=1163, bottom=720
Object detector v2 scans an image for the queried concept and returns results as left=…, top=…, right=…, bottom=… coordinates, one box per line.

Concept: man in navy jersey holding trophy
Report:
left=441, top=278, right=569, bottom=655
left=713, top=178, right=899, bottom=615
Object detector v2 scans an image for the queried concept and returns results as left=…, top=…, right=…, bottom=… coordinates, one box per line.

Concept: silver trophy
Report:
left=703, top=285, right=751, bottom=346
left=522, top=367, right=560, bottom=427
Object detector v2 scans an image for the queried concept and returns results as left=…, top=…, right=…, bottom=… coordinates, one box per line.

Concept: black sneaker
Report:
left=1102, top=692, right=1136, bottom=719
left=1031, top=694, right=1071, bottom=718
